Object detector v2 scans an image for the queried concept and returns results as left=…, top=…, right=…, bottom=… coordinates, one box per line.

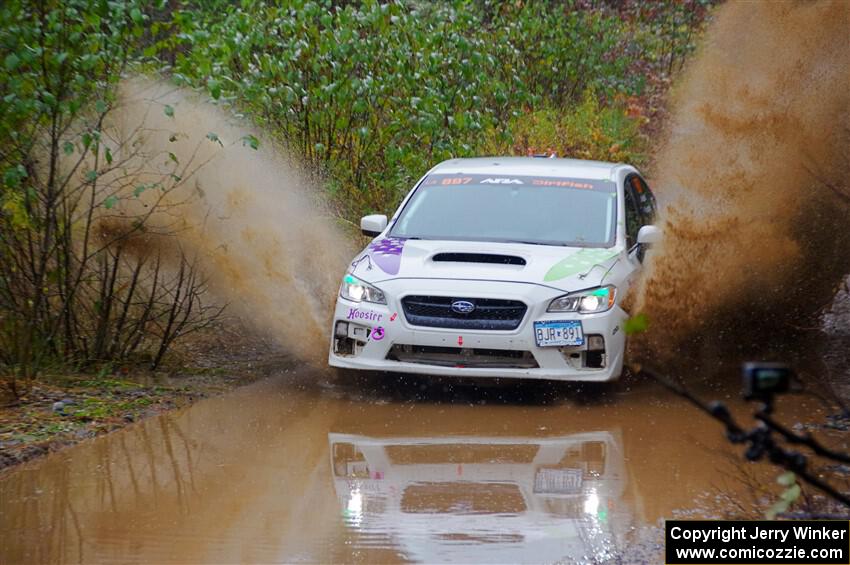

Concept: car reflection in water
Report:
left=329, top=429, right=631, bottom=563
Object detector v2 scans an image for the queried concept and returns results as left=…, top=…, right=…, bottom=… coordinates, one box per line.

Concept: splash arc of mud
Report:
left=109, top=79, right=354, bottom=365
left=633, top=1, right=850, bottom=364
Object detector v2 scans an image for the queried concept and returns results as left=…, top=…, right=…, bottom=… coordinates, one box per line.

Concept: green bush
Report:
left=157, top=0, right=707, bottom=217
left=0, top=0, right=144, bottom=392
left=480, top=91, right=648, bottom=165
left=0, top=0, right=224, bottom=395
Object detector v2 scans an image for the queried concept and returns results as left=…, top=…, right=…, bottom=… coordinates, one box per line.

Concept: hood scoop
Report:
left=432, top=252, right=526, bottom=266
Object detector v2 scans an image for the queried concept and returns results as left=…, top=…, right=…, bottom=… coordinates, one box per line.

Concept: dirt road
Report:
left=0, top=366, right=834, bottom=564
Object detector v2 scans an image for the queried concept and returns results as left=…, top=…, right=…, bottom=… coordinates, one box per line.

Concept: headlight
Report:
left=547, top=285, right=616, bottom=314
left=340, top=274, right=386, bottom=304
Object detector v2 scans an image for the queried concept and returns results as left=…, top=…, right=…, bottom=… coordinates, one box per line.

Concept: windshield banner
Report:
left=422, top=173, right=616, bottom=192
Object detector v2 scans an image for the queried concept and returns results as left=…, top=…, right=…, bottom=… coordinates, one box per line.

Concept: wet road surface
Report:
left=0, top=370, right=834, bottom=563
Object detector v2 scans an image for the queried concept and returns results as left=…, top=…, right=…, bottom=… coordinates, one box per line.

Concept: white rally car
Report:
left=328, top=157, right=660, bottom=382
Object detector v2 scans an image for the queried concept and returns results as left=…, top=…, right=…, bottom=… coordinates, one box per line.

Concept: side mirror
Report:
left=637, top=225, right=662, bottom=245
left=360, top=214, right=388, bottom=237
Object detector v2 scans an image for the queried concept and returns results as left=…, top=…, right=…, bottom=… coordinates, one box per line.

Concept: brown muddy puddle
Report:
left=0, top=369, right=839, bottom=564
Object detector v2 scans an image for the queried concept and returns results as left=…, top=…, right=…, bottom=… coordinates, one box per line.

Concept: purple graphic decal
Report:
left=368, top=237, right=406, bottom=275
left=371, top=326, right=385, bottom=341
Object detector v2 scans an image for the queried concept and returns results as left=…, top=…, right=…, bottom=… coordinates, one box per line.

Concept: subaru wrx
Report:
left=328, top=157, right=660, bottom=382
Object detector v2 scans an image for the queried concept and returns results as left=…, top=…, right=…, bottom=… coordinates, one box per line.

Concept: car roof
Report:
left=430, top=157, right=627, bottom=181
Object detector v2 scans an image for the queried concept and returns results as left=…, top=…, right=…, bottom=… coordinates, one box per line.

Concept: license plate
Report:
left=533, top=468, right=583, bottom=494
left=534, top=320, right=583, bottom=347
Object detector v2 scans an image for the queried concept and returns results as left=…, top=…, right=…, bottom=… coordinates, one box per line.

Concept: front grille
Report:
left=401, top=295, right=527, bottom=330
left=387, top=344, right=539, bottom=369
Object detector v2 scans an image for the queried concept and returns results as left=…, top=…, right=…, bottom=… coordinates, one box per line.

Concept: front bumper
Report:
left=327, top=279, right=627, bottom=382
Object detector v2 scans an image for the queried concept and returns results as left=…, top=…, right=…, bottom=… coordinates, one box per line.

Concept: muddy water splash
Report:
left=111, top=79, right=354, bottom=364
left=634, top=1, right=850, bottom=364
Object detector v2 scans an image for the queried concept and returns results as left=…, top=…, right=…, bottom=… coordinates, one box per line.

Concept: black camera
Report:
left=742, top=362, right=792, bottom=402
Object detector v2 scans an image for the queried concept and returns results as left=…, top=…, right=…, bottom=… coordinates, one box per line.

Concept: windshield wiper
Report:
left=505, top=240, right=564, bottom=246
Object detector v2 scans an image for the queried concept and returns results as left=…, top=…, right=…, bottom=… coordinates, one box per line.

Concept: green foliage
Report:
left=481, top=91, right=648, bottom=165
left=157, top=0, right=710, bottom=218
left=624, top=313, right=650, bottom=335
left=241, top=134, right=260, bottom=150
left=71, top=395, right=153, bottom=422
left=615, top=0, right=717, bottom=76
left=0, top=0, right=141, bottom=196
left=0, top=0, right=223, bottom=395
left=0, top=0, right=145, bottom=392
left=766, top=471, right=802, bottom=519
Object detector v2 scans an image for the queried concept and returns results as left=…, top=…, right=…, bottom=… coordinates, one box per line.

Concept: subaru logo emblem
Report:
left=451, top=300, right=476, bottom=314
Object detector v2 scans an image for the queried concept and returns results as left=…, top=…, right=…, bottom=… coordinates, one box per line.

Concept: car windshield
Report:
left=389, top=173, right=617, bottom=247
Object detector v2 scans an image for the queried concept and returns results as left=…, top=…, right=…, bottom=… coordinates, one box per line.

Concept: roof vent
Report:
left=432, top=253, right=526, bottom=266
